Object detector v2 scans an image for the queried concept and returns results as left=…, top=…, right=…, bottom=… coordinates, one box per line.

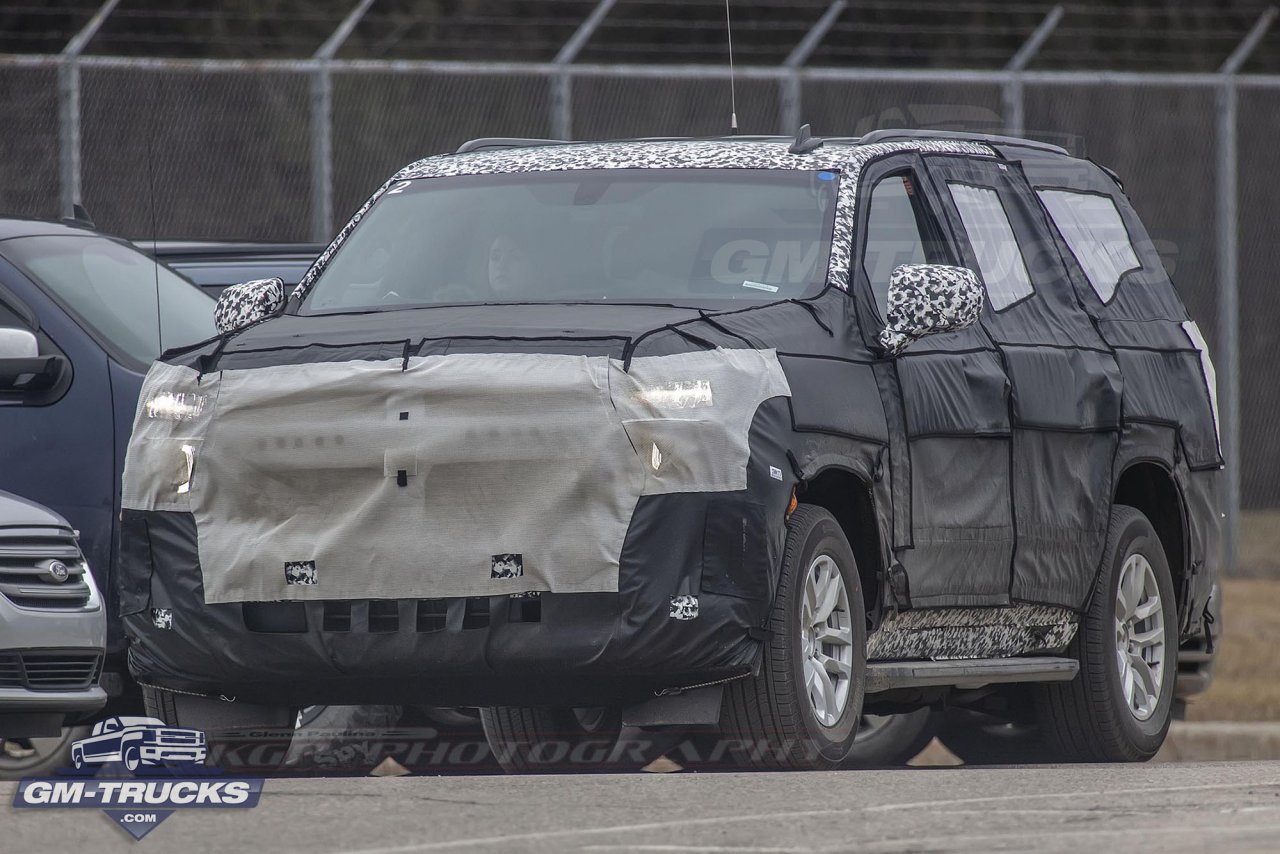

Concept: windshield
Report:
left=3, top=235, right=216, bottom=365
left=302, top=168, right=838, bottom=312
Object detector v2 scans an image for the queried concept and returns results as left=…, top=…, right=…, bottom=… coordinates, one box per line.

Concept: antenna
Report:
left=146, top=74, right=162, bottom=356
left=724, top=0, right=738, bottom=133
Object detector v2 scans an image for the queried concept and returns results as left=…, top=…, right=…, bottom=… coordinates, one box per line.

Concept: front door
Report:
left=853, top=153, right=1016, bottom=608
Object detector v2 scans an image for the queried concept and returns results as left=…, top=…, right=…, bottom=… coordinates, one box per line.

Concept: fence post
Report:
left=780, top=0, right=845, bottom=134
left=309, top=68, right=333, bottom=243
left=1002, top=4, right=1062, bottom=135
left=1216, top=8, right=1277, bottom=575
left=311, top=0, right=376, bottom=241
left=552, top=0, right=617, bottom=140
left=58, top=0, right=120, bottom=218
left=57, top=60, right=80, bottom=219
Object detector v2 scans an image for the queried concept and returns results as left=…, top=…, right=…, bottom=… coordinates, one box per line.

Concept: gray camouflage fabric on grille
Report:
left=122, top=348, right=790, bottom=603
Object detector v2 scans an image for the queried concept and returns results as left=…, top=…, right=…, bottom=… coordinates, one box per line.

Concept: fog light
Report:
left=176, top=444, right=196, bottom=494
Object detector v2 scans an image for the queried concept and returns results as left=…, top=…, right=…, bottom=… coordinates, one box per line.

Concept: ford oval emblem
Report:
left=46, top=561, right=70, bottom=583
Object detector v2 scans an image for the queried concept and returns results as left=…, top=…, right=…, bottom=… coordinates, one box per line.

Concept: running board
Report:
left=865, top=657, right=1079, bottom=694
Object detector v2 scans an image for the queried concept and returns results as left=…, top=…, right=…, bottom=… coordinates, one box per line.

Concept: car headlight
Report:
left=146, top=392, right=207, bottom=421
left=634, top=380, right=714, bottom=410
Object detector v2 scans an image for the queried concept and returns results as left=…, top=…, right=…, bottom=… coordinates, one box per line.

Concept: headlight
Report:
left=146, top=392, right=207, bottom=421
left=634, top=380, right=714, bottom=410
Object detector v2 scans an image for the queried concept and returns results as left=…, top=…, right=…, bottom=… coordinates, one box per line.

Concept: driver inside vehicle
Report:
left=488, top=230, right=551, bottom=299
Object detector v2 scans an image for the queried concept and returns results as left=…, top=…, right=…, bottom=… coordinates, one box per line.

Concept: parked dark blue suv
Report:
left=0, top=217, right=215, bottom=697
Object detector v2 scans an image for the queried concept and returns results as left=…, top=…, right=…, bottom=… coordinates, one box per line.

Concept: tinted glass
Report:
left=1037, top=189, right=1140, bottom=303
left=2, top=235, right=216, bottom=365
left=948, top=182, right=1034, bottom=311
left=302, top=169, right=838, bottom=312
left=862, top=173, right=927, bottom=317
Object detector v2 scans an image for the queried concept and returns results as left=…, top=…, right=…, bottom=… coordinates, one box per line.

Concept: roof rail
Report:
left=856, top=128, right=1071, bottom=156
left=455, top=138, right=568, bottom=154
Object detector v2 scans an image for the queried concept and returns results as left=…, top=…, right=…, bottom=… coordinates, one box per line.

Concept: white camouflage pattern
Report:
left=879, top=263, right=984, bottom=354
left=215, top=277, right=286, bottom=335
left=866, top=604, right=1077, bottom=661
left=669, top=594, right=699, bottom=621
left=151, top=608, right=173, bottom=630
left=284, top=560, right=317, bottom=586
left=292, top=138, right=996, bottom=302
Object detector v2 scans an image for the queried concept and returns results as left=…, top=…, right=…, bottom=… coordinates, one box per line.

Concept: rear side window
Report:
left=947, top=183, right=1034, bottom=311
left=1037, top=189, right=1140, bottom=303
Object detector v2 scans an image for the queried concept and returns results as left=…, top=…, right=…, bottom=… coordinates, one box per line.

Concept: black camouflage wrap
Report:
left=118, top=137, right=1222, bottom=708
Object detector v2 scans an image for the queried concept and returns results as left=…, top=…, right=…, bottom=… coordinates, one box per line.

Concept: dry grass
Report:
left=1185, top=578, right=1280, bottom=721
left=1239, top=510, right=1280, bottom=579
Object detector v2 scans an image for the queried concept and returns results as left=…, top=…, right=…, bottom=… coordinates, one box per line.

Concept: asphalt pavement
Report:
left=6, top=760, right=1280, bottom=853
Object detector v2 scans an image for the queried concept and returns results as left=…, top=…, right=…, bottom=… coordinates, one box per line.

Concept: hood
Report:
left=167, top=302, right=758, bottom=372
left=0, top=490, right=73, bottom=530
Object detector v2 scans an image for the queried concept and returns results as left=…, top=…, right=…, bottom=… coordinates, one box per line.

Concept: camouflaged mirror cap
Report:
left=215, top=277, right=285, bottom=335
left=879, top=264, right=984, bottom=355
left=291, top=138, right=997, bottom=302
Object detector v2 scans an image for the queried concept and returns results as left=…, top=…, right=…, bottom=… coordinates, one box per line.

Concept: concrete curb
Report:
left=1155, top=721, right=1280, bottom=762
left=909, top=721, right=1280, bottom=766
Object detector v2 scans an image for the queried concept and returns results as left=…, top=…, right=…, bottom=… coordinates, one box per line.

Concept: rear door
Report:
left=922, top=152, right=1122, bottom=609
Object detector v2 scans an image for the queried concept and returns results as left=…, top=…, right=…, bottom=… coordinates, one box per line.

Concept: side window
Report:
left=1036, top=189, right=1140, bottom=303
left=947, top=182, right=1034, bottom=311
left=862, top=173, right=928, bottom=317
left=0, top=296, right=32, bottom=330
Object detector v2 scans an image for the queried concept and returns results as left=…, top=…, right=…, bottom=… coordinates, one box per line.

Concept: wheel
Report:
left=937, top=709, right=1060, bottom=765
left=71, top=746, right=84, bottom=770
left=143, top=684, right=297, bottom=775
left=0, top=727, right=89, bottom=780
left=841, top=708, right=941, bottom=767
left=718, top=504, right=867, bottom=771
left=123, top=744, right=141, bottom=772
left=1036, top=505, right=1178, bottom=762
left=479, top=706, right=623, bottom=773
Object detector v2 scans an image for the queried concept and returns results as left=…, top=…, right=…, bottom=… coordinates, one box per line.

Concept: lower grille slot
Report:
left=0, top=651, right=102, bottom=691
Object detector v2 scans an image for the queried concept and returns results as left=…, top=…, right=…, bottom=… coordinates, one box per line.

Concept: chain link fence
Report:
left=1, top=53, right=1278, bottom=572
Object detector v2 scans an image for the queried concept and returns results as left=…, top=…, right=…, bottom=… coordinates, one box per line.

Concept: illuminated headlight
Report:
left=635, top=380, right=714, bottom=410
left=176, top=444, right=196, bottom=494
left=146, top=392, right=207, bottom=421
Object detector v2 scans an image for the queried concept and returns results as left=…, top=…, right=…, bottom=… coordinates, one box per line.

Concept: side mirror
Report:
left=0, top=327, right=67, bottom=394
left=214, top=277, right=286, bottom=335
left=878, top=264, right=983, bottom=355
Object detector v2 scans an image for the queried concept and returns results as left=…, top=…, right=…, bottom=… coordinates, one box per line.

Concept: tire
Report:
left=841, top=709, right=941, bottom=768
left=0, top=727, right=89, bottom=780
left=479, top=706, right=623, bottom=773
left=718, top=503, right=867, bottom=771
left=1037, top=505, right=1178, bottom=762
left=937, top=709, right=1060, bottom=765
left=143, top=685, right=297, bottom=775
left=123, top=744, right=141, bottom=772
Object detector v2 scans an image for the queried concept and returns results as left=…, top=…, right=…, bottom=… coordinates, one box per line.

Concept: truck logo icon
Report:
left=70, top=716, right=207, bottom=771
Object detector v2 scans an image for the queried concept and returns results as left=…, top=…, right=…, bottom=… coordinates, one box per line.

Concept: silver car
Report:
left=0, top=490, right=107, bottom=779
